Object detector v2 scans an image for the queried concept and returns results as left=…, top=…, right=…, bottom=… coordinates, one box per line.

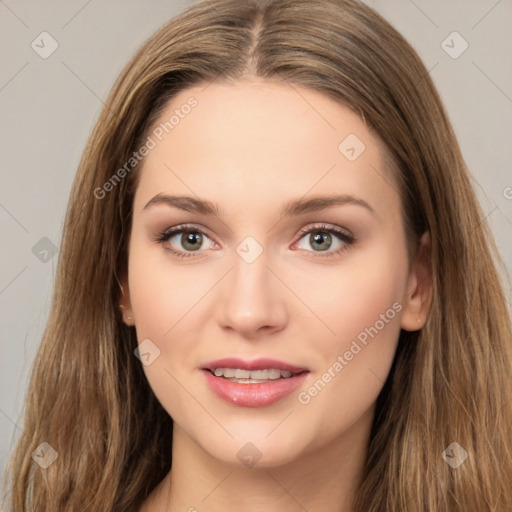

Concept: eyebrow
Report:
left=143, top=193, right=376, bottom=217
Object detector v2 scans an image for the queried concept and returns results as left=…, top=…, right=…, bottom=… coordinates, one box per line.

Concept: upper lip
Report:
left=202, top=357, right=308, bottom=374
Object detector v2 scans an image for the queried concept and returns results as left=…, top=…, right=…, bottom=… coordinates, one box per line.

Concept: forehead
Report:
left=134, top=79, right=401, bottom=221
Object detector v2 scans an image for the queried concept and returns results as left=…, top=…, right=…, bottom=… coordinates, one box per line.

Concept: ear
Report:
left=119, top=275, right=135, bottom=327
left=400, top=231, right=433, bottom=331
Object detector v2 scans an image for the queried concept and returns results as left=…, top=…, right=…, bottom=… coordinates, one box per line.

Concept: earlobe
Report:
left=400, top=231, right=433, bottom=332
left=119, top=277, right=135, bottom=326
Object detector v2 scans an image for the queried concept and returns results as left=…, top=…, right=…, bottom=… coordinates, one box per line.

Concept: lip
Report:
left=201, top=357, right=309, bottom=408
left=202, top=357, right=308, bottom=373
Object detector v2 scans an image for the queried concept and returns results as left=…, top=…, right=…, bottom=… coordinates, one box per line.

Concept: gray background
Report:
left=1, top=0, right=511, bottom=502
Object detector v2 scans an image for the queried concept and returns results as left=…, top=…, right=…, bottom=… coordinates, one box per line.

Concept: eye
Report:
left=154, top=224, right=216, bottom=258
left=293, top=223, right=355, bottom=257
left=154, top=222, right=355, bottom=259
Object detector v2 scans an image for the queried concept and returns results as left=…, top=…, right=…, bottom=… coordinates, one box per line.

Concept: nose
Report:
left=215, top=250, right=288, bottom=338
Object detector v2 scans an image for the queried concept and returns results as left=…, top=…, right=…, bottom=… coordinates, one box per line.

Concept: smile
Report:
left=210, top=368, right=297, bottom=382
left=202, top=358, right=309, bottom=407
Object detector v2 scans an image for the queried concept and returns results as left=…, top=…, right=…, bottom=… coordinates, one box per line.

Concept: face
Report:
left=120, top=79, right=430, bottom=467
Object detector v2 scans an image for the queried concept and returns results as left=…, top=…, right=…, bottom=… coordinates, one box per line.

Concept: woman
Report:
left=6, top=0, right=512, bottom=510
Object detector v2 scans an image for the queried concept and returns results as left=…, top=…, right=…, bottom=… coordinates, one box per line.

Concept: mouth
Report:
left=201, top=357, right=309, bottom=407
left=204, top=367, right=304, bottom=383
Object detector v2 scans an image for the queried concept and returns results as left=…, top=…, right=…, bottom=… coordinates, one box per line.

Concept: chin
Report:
left=192, top=426, right=314, bottom=469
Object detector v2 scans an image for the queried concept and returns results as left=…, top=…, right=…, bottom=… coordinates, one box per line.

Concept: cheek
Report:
left=294, top=244, right=407, bottom=427
left=127, top=237, right=208, bottom=341
left=296, top=243, right=406, bottom=351
left=126, top=240, right=206, bottom=418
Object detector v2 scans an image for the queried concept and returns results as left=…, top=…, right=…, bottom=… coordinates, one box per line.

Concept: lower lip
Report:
left=202, top=370, right=309, bottom=407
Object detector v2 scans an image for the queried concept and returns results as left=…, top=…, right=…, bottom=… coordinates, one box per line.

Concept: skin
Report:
left=120, top=79, right=432, bottom=512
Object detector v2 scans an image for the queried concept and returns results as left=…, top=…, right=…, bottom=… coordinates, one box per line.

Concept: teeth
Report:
left=234, top=369, right=251, bottom=379
left=268, top=369, right=281, bottom=380
left=250, top=370, right=271, bottom=380
left=211, top=368, right=296, bottom=380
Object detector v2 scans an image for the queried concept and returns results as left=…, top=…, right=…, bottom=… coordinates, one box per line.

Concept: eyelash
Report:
left=153, top=223, right=355, bottom=259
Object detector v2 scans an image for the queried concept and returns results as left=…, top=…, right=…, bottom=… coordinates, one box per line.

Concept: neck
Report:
left=145, top=407, right=374, bottom=512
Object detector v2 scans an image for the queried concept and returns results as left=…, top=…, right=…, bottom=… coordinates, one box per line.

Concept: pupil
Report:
left=311, top=232, right=331, bottom=251
left=183, top=231, right=202, bottom=251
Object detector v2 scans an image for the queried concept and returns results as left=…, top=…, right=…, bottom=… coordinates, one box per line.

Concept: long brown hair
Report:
left=6, top=0, right=512, bottom=510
